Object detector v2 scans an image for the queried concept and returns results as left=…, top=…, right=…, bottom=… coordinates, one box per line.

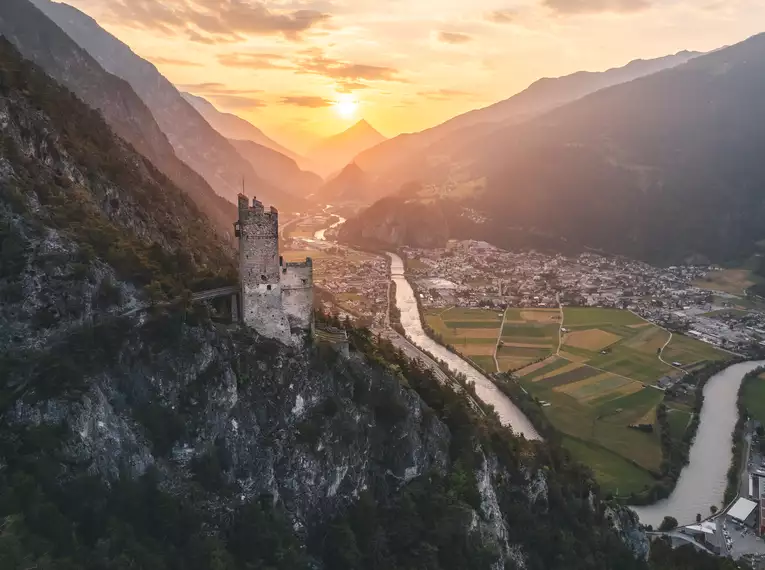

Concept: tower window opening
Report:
left=302, top=279, right=307, bottom=285
left=261, top=275, right=267, bottom=281
left=267, top=285, right=272, bottom=291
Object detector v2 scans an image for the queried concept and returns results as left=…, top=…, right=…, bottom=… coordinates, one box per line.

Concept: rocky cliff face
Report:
left=339, top=195, right=450, bottom=249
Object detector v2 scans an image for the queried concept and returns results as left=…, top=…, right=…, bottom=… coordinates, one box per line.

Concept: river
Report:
left=387, top=252, right=541, bottom=440
left=313, top=221, right=759, bottom=510
left=632, top=360, right=765, bottom=527
left=314, top=216, right=346, bottom=241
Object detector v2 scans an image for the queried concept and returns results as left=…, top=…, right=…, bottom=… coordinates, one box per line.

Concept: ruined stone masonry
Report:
left=235, top=194, right=313, bottom=345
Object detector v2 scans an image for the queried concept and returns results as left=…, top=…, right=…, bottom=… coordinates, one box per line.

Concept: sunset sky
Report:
left=64, top=0, right=765, bottom=152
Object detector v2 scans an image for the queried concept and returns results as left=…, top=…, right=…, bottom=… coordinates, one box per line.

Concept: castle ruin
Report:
left=234, top=194, right=313, bottom=345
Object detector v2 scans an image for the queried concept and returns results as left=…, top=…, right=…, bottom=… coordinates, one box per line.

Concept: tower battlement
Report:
left=235, top=194, right=313, bottom=343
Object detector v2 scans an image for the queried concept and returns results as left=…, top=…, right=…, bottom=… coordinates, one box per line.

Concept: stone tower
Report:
left=234, top=194, right=313, bottom=344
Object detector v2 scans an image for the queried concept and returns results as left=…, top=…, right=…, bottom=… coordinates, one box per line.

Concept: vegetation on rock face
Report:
left=0, top=0, right=238, bottom=239
left=339, top=194, right=449, bottom=250
left=0, top=37, right=236, bottom=301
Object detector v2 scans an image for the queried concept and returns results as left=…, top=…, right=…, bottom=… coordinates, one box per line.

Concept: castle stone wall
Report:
left=239, top=197, right=279, bottom=291
left=236, top=194, right=314, bottom=345
left=282, top=259, right=314, bottom=332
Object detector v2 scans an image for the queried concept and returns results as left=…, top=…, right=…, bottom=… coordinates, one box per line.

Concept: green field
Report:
left=742, top=373, right=765, bottom=425
left=425, top=308, right=504, bottom=372
left=514, top=306, right=731, bottom=494
left=562, top=437, right=656, bottom=496
left=424, top=305, right=732, bottom=493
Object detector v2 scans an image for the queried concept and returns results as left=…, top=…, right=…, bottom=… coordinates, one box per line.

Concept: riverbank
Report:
left=632, top=360, right=765, bottom=527
left=387, top=252, right=541, bottom=440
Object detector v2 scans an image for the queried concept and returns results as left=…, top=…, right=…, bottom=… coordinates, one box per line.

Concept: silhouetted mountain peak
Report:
left=307, top=119, right=386, bottom=177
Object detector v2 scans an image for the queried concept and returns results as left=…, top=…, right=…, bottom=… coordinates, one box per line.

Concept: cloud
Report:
left=485, top=9, right=518, bottom=23
left=147, top=55, right=203, bottom=67
left=217, top=52, right=291, bottom=69
left=418, top=89, right=474, bottom=100
left=543, top=0, right=652, bottom=14
left=208, top=94, right=267, bottom=110
left=293, top=48, right=405, bottom=91
left=437, top=31, right=473, bottom=44
left=280, top=95, right=334, bottom=107
left=178, top=82, right=263, bottom=95
left=99, top=0, right=331, bottom=42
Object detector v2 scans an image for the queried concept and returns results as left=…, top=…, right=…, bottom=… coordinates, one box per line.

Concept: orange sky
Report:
left=65, top=0, right=765, bottom=153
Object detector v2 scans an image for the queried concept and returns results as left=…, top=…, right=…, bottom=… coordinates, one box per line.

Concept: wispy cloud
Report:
left=280, top=95, right=334, bottom=107
left=147, top=55, right=203, bottom=67
left=99, top=0, right=331, bottom=42
left=437, top=31, right=474, bottom=44
left=217, top=52, right=292, bottom=69
left=418, top=88, right=475, bottom=100
left=543, top=0, right=652, bottom=15
left=178, top=82, right=263, bottom=95
left=207, top=94, right=267, bottom=110
left=293, top=48, right=406, bottom=91
left=485, top=9, right=518, bottom=23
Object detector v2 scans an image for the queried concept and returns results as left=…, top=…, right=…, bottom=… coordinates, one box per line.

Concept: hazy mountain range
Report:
left=0, top=0, right=237, bottom=238
left=345, top=33, right=765, bottom=266
left=181, top=92, right=305, bottom=166
left=27, top=0, right=306, bottom=212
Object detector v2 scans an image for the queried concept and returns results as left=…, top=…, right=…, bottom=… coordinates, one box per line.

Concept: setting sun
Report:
left=334, top=95, right=359, bottom=119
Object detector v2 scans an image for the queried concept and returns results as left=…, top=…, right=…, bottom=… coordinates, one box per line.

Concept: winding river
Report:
left=387, top=252, right=541, bottom=440
left=313, top=218, right=762, bottom=517
left=632, top=360, right=765, bottom=527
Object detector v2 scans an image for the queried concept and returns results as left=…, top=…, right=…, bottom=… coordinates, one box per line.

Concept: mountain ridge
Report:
left=371, top=32, right=765, bottom=265
left=230, top=138, right=323, bottom=198
left=351, top=50, right=701, bottom=201
left=307, top=119, right=387, bottom=178
left=181, top=91, right=307, bottom=167
left=29, top=0, right=306, bottom=212
left=0, top=0, right=237, bottom=239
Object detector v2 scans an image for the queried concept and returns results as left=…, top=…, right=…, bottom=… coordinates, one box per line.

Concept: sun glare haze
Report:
left=334, top=94, right=359, bottom=120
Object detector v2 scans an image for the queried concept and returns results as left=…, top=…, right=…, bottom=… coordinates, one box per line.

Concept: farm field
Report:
left=742, top=373, right=765, bottom=425
left=424, top=307, right=505, bottom=372
left=513, top=306, right=731, bottom=494
left=422, top=305, right=732, bottom=493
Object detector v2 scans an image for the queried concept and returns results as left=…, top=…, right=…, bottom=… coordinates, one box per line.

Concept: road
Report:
left=627, top=309, right=689, bottom=376
left=375, top=327, right=487, bottom=417
left=493, top=308, right=508, bottom=372
left=555, top=293, right=564, bottom=356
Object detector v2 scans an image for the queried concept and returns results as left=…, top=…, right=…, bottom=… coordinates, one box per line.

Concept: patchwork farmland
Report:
left=425, top=305, right=732, bottom=494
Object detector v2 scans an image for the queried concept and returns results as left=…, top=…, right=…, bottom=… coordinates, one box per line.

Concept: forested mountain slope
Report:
left=0, top=0, right=236, bottom=238
left=0, top=36, right=720, bottom=570
left=29, top=0, right=305, bottom=212
left=454, top=32, right=765, bottom=264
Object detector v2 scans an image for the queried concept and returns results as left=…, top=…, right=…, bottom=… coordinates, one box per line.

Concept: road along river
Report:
left=387, top=252, right=541, bottom=440
left=632, top=360, right=765, bottom=527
